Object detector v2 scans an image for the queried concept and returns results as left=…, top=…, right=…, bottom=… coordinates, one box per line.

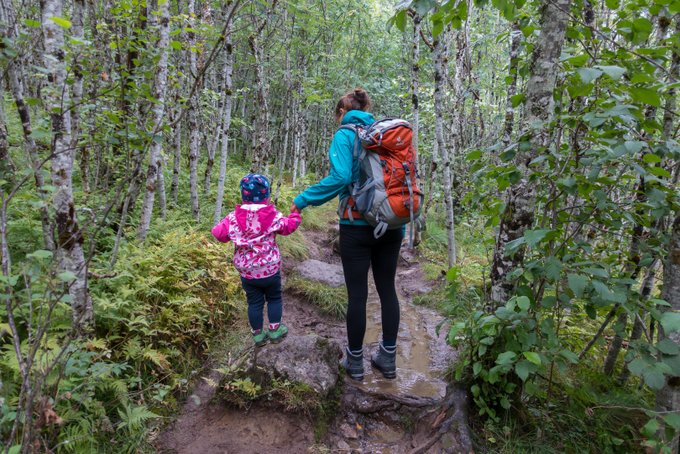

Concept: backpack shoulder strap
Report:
left=337, top=124, right=363, bottom=160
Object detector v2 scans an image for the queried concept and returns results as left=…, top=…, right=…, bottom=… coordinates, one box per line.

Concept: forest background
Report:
left=1, top=0, right=679, bottom=452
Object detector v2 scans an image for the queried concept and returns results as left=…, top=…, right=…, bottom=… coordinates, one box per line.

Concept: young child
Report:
left=211, top=173, right=301, bottom=346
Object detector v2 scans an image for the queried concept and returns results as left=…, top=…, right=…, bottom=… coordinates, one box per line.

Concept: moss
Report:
left=284, top=273, right=347, bottom=319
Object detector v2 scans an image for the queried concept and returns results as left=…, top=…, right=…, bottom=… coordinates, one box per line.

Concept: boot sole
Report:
left=346, top=371, right=364, bottom=381
left=371, top=359, right=396, bottom=379
left=269, top=332, right=288, bottom=344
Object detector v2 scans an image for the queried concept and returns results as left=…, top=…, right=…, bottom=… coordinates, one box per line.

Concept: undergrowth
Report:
left=417, top=213, right=665, bottom=453
left=284, top=273, right=347, bottom=319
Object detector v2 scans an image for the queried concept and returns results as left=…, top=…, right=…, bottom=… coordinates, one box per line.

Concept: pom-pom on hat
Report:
left=240, top=173, right=270, bottom=203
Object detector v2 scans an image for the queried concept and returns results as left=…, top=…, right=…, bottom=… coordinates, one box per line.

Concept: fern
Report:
left=116, top=404, right=159, bottom=433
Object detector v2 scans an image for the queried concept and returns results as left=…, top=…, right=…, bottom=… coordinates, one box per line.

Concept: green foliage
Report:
left=284, top=274, right=347, bottom=320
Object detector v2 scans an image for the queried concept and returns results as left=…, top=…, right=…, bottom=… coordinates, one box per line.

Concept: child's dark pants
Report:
left=241, top=271, right=282, bottom=331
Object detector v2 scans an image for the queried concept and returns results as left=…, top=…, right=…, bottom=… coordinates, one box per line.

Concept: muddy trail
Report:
left=156, top=224, right=472, bottom=454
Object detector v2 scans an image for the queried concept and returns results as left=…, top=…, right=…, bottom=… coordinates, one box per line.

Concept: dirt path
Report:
left=156, top=225, right=470, bottom=453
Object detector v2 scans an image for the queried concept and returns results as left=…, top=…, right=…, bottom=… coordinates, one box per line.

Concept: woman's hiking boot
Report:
left=268, top=323, right=288, bottom=343
left=371, top=342, right=397, bottom=379
left=340, top=347, right=364, bottom=381
left=252, top=329, right=268, bottom=347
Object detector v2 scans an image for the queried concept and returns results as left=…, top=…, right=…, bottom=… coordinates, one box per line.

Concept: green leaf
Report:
left=577, top=67, right=603, bottom=84
left=57, top=271, right=77, bottom=283
left=543, top=257, right=563, bottom=282
left=523, top=229, right=551, bottom=247
left=648, top=166, right=672, bottom=178
left=663, top=413, right=680, bottom=431
left=630, top=87, right=661, bottom=107
left=657, top=339, right=680, bottom=355
left=605, top=0, right=619, bottom=8
left=641, top=418, right=660, bottom=438
left=50, top=16, right=72, bottom=28
left=642, top=153, right=662, bottom=163
left=523, top=351, right=541, bottom=365
left=628, top=358, right=647, bottom=376
left=567, top=274, right=588, bottom=298
left=592, top=280, right=623, bottom=302
left=660, top=312, right=680, bottom=333
left=595, top=65, right=626, bottom=80
left=466, top=150, right=482, bottom=161
left=560, top=349, right=579, bottom=364
left=27, top=250, right=53, bottom=260
left=8, top=445, right=21, bottom=454
left=516, top=296, right=531, bottom=311
left=515, top=360, right=531, bottom=381
left=510, top=93, right=525, bottom=107
left=23, top=19, right=41, bottom=28
left=169, top=40, right=182, bottom=50
left=643, top=369, right=665, bottom=390
left=473, top=362, right=482, bottom=376
left=496, top=351, right=517, bottom=365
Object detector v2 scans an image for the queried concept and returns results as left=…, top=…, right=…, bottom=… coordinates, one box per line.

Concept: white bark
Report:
left=138, top=0, right=170, bottom=240
left=171, top=104, right=182, bottom=206
left=42, top=0, right=93, bottom=332
left=72, top=0, right=88, bottom=193
left=502, top=22, right=521, bottom=149
left=188, top=0, right=201, bottom=220
left=1, top=0, right=55, bottom=251
left=490, top=0, right=571, bottom=305
left=434, top=27, right=456, bottom=267
left=213, top=5, right=235, bottom=224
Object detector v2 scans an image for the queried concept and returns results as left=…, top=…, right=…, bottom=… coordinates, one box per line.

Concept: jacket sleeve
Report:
left=293, top=129, right=355, bottom=210
left=276, top=212, right=302, bottom=236
left=211, top=217, right=231, bottom=243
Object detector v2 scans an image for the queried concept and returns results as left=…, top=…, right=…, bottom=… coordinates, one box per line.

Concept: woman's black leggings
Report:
left=339, top=224, right=403, bottom=352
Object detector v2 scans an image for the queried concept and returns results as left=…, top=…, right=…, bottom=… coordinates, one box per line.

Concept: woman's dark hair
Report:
left=335, top=88, right=372, bottom=116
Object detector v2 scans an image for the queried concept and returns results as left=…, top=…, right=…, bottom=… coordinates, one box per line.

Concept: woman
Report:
left=291, top=88, right=402, bottom=381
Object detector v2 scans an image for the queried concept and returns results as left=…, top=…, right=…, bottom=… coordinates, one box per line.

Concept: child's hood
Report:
left=234, top=203, right=277, bottom=233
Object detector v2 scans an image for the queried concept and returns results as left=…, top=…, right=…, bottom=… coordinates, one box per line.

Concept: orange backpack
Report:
left=338, top=119, right=423, bottom=244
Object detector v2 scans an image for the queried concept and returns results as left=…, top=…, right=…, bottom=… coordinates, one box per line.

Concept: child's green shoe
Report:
left=252, top=329, right=268, bottom=347
left=268, top=323, right=288, bottom=343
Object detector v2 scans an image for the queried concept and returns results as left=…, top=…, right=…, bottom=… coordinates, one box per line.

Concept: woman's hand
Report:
left=290, top=202, right=301, bottom=214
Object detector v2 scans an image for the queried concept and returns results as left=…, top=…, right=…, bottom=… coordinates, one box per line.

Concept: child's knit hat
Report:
left=240, top=173, right=270, bottom=203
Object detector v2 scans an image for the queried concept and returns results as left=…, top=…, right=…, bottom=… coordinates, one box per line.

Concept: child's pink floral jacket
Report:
left=211, top=203, right=301, bottom=279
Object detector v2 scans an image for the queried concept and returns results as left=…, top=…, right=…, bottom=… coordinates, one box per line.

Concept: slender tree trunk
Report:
left=171, top=103, right=182, bottom=206
left=1, top=0, right=55, bottom=251
left=187, top=0, right=201, bottom=220
left=502, top=22, right=521, bottom=149
left=71, top=0, right=88, bottom=193
left=490, top=0, right=572, bottom=305
left=138, top=0, right=170, bottom=240
left=248, top=0, right=278, bottom=172
left=42, top=0, right=93, bottom=333
left=213, top=5, right=235, bottom=224
left=434, top=27, right=456, bottom=267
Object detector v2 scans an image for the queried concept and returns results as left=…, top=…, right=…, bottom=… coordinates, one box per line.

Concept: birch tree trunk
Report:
left=42, top=0, right=93, bottom=332
left=502, top=22, right=521, bottom=149
left=138, top=0, right=170, bottom=240
left=1, top=0, right=55, bottom=251
left=213, top=5, right=235, bottom=224
left=656, top=213, right=680, bottom=451
left=490, top=0, right=571, bottom=305
left=71, top=0, right=88, bottom=193
left=433, top=28, right=456, bottom=267
left=187, top=0, right=201, bottom=220
left=170, top=101, right=182, bottom=206
left=248, top=0, right=278, bottom=172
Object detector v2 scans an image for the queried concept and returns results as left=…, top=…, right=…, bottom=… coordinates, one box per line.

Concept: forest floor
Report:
left=155, top=220, right=472, bottom=453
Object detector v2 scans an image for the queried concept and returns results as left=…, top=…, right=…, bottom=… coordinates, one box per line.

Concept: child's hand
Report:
left=290, top=202, right=301, bottom=213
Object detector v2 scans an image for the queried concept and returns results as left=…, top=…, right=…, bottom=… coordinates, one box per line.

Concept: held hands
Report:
left=290, top=202, right=301, bottom=214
